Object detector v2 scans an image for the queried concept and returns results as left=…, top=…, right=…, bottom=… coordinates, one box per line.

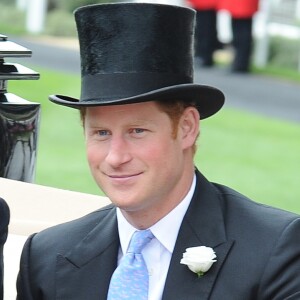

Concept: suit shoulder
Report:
left=213, top=183, right=300, bottom=230
left=0, top=197, right=10, bottom=230
left=31, top=204, right=115, bottom=251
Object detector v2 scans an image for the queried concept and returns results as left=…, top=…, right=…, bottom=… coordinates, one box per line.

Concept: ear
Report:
left=179, top=107, right=200, bottom=150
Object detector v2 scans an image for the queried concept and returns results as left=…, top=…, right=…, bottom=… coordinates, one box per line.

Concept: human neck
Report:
left=121, top=170, right=195, bottom=229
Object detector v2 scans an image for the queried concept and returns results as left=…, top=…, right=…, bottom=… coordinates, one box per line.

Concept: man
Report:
left=17, top=3, right=300, bottom=300
left=187, top=0, right=221, bottom=67
left=218, top=0, right=259, bottom=72
left=0, top=198, right=9, bottom=300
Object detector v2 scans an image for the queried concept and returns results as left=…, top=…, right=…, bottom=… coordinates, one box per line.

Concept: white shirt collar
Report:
left=116, top=174, right=196, bottom=255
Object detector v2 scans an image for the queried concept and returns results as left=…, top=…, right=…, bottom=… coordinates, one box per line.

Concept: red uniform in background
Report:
left=218, top=0, right=259, bottom=72
left=187, top=0, right=218, bottom=9
left=188, top=0, right=259, bottom=72
left=187, top=0, right=221, bottom=67
left=218, top=0, right=259, bottom=18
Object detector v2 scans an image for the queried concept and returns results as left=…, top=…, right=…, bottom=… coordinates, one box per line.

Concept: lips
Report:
left=108, top=172, right=142, bottom=179
left=103, top=169, right=143, bottom=182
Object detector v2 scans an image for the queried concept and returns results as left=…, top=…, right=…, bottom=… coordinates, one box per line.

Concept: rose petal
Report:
left=181, top=246, right=217, bottom=274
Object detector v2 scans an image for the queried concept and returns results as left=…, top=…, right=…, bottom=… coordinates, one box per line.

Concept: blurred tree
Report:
left=45, top=9, right=78, bottom=36
left=2, top=0, right=13, bottom=6
left=48, top=0, right=115, bottom=13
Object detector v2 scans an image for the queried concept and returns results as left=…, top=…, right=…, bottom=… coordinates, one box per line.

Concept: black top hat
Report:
left=49, top=3, right=224, bottom=119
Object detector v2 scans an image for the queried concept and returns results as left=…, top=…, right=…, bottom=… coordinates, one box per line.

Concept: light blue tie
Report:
left=107, top=229, right=154, bottom=300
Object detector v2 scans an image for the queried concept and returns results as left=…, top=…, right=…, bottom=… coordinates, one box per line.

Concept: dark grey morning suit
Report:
left=17, top=170, right=300, bottom=299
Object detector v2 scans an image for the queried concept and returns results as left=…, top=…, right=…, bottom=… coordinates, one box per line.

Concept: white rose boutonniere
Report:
left=180, top=246, right=217, bottom=277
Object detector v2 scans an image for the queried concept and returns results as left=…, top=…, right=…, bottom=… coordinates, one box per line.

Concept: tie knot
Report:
left=128, top=229, right=154, bottom=254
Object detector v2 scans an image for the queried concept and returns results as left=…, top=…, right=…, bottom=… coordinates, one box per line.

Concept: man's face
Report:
left=84, top=101, right=198, bottom=226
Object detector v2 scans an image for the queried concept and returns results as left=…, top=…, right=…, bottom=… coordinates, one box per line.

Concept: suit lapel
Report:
left=163, top=170, right=234, bottom=300
left=53, top=170, right=233, bottom=299
left=55, top=207, right=119, bottom=300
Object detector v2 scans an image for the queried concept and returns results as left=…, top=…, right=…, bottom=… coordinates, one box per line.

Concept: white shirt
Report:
left=116, top=175, right=196, bottom=300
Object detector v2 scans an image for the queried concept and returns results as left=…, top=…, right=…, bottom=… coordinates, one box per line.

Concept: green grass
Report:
left=8, top=67, right=300, bottom=214
left=253, top=65, right=300, bottom=83
left=196, top=109, right=300, bottom=213
left=0, top=4, right=27, bottom=36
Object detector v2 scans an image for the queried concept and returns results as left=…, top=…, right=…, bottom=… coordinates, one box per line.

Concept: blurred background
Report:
left=1, top=0, right=300, bottom=213
left=2, top=0, right=300, bottom=72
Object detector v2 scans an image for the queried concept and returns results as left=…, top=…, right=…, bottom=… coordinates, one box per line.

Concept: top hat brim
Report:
left=49, top=83, right=224, bottom=120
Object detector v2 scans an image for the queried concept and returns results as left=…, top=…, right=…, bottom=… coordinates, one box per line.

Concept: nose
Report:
left=105, top=136, right=132, bottom=168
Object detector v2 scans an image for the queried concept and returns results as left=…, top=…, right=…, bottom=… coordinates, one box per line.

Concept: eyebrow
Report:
left=86, top=119, right=154, bottom=127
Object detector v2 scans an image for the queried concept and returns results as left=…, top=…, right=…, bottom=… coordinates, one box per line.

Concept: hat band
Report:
left=81, top=72, right=193, bottom=101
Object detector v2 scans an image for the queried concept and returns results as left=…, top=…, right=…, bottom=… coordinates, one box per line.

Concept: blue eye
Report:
left=98, top=130, right=109, bottom=136
left=134, top=128, right=145, bottom=134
